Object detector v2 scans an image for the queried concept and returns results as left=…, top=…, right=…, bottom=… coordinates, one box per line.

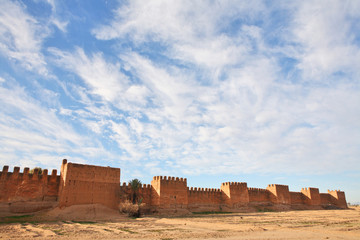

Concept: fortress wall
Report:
left=290, top=191, right=306, bottom=204
left=0, top=165, right=60, bottom=203
left=187, top=188, right=222, bottom=204
left=150, top=177, right=161, bottom=206
left=301, top=187, right=321, bottom=206
left=58, top=160, right=120, bottom=209
left=151, top=176, right=188, bottom=209
left=221, top=182, right=249, bottom=207
left=328, top=190, right=347, bottom=208
left=248, top=188, right=271, bottom=203
left=320, top=193, right=331, bottom=205
left=139, top=184, right=152, bottom=206
left=266, top=184, right=291, bottom=204
left=187, top=188, right=222, bottom=211
left=1, top=160, right=349, bottom=211
left=119, top=183, right=152, bottom=206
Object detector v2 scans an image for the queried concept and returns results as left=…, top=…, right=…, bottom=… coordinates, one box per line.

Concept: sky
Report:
left=0, top=0, right=359, bottom=203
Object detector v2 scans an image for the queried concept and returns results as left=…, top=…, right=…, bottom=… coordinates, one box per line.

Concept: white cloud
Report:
left=0, top=0, right=49, bottom=75
left=2, top=0, right=356, bottom=177
left=49, top=47, right=153, bottom=112
left=51, top=18, right=68, bottom=33
left=289, top=0, right=360, bottom=80
left=0, top=79, right=112, bottom=169
left=90, top=0, right=360, bottom=175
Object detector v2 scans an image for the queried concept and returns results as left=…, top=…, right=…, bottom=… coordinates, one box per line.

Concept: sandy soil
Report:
left=0, top=205, right=359, bottom=240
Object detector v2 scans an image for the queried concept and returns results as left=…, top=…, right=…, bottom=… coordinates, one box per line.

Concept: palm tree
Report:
left=128, top=178, right=142, bottom=204
left=30, top=167, right=42, bottom=175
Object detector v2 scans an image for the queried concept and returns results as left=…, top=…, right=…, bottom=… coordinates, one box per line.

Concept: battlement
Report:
left=152, top=176, right=187, bottom=183
left=222, top=182, right=247, bottom=186
left=302, top=187, right=318, bottom=191
left=188, top=187, right=221, bottom=193
left=328, top=189, right=344, bottom=193
left=268, top=184, right=289, bottom=188
left=248, top=187, right=269, bottom=192
left=0, top=165, right=61, bottom=203
left=120, top=182, right=152, bottom=190
left=0, top=165, right=59, bottom=182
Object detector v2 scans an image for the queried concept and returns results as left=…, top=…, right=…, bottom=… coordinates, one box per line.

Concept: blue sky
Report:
left=0, top=0, right=359, bottom=203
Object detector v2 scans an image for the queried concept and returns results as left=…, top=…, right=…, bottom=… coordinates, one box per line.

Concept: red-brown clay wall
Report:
left=266, top=184, right=291, bottom=204
left=248, top=188, right=271, bottom=203
left=188, top=187, right=222, bottom=205
left=119, top=183, right=152, bottom=206
left=328, top=190, right=347, bottom=208
left=58, top=160, right=120, bottom=209
left=301, top=187, right=320, bottom=205
left=221, top=182, right=249, bottom=207
left=0, top=165, right=60, bottom=203
left=320, top=193, right=331, bottom=205
left=151, top=176, right=188, bottom=209
left=150, top=177, right=161, bottom=206
left=290, top=191, right=305, bottom=204
left=0, top=160, right=349, bottom=211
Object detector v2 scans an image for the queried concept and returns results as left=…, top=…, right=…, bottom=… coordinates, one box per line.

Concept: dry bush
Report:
left=119, top=200, right=145, bottom=217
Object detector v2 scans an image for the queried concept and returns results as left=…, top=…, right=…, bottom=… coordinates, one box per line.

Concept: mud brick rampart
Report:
left=0, top=160, right=348, bottom=213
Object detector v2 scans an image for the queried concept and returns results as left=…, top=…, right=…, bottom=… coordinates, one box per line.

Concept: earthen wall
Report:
left=290, top=191, right=305, bottom=204
left=266, top=184, right=291, bottom=204
left=221, top=182, right=249, bottom=207
left=188, top=187, right=222, bottom=205
left=0, top=161, right=349, bottom=212
left=151, top=176, right=188, bottom=209
left=301, top=187, right=321, bottom=205
left=328, top=190, right=347, bottom=208
left=119, top=182, right=152, bottom=206
left=248, top=188, right=270, bottom=203
left=0, top=166, right=60, bottom=203
left=58, top=160, right=120, bottom=209
left=320, top=193, right=331, bottom=205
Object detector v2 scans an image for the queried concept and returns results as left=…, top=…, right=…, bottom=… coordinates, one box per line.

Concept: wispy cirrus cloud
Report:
left=88, top=0, right=360, bottom=175
left=287, top=1, right=360, bottom=81
left=0, top=77, right=111, bottom=169
left=0, top=0, right=49, bottom=75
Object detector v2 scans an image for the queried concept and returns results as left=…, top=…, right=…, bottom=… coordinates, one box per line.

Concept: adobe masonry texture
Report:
left=0, top=160, right=348, bottom=213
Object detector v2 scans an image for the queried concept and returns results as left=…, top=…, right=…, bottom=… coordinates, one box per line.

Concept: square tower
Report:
left=221, top=182, right=249, bottom=207
left=58, top=159, right=120, bottom=209
left=151, top=176, right=188, bottom=209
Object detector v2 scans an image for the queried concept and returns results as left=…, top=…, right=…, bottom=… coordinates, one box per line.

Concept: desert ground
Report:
left=0, top=205, right=359, bottom=240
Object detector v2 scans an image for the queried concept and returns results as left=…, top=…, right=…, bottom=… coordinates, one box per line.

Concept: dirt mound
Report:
left=44, top=204, right=125, bottom=221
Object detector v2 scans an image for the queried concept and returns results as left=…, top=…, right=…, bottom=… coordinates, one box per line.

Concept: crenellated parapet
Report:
left=0, top=166, right=59, bottom=182
left=120, top=182, right=152, bottom=189
left=221, top=182, right=248, bottom=187
left=152, top=176, right=187, bottom=185
left=0, top=165, right=60, bottom=202
left=188, top=187, right=221, bottom=193
left=248, top=187, right=269, bottom=192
